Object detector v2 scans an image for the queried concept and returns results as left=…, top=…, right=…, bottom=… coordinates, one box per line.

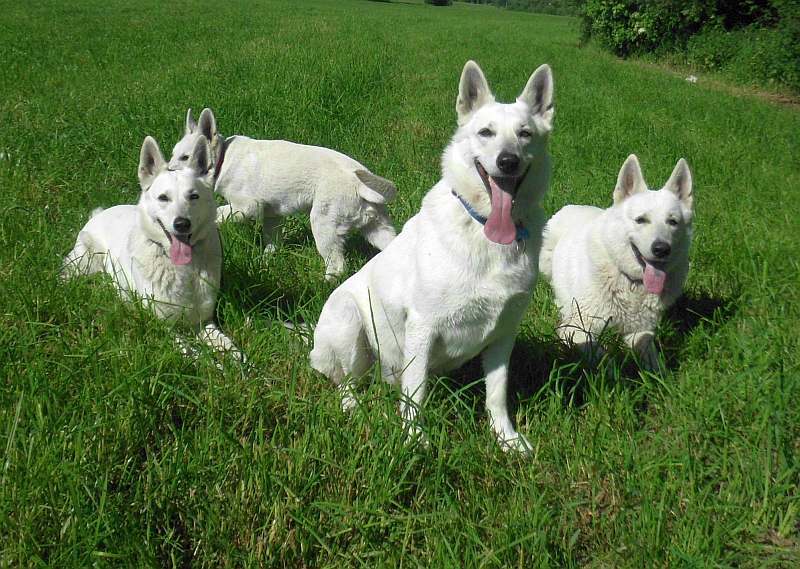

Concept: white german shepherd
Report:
left=539, top=154, right=693, bottom=370
left=62, top=136, right=242, bottom=361
left=169, top=108, right=398, bottom=280
left=310, top=61, right=554, bottom=451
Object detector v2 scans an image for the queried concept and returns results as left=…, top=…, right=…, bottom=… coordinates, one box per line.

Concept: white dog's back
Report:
left=217, top=137, right=377, bottom=215
left=539, top=205, right=601, bottom=281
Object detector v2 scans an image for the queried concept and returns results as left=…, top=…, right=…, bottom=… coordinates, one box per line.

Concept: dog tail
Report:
left=354, top=169, right=397, bottom=205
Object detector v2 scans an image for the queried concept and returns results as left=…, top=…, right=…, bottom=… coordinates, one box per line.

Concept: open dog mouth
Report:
left=474, top=159, right=525, bottom=245
left=156, top=219, right=193, bottom=265
left=631, top=243, right=667, bottom=295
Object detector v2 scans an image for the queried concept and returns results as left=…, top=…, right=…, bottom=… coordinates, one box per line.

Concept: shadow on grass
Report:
left=439, top=290, right=736, bottom=418
left=661, top=291, right=736, bottom=369
left=218, top=224, right=386, bottom=318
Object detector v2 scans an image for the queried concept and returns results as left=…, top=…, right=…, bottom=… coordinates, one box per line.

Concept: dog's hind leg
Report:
left=310, top=204, right=347, bottom=281
left=310, top=294, right=372, bottom=411
left=559, top=324, right=604, bottom=366
left=61, top=231, right=104, bottom=280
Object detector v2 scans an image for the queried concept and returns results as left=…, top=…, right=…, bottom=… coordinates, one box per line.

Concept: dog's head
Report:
left=169, top=108, right=224, bottom=172
left=445, top=60, right=554, bottom=244
left=138, top=135, right=217, bottom=265
left=612, top=154, right=694, bottom=295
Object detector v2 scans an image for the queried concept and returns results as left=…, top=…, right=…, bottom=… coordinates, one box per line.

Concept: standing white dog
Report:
left=62, top=135, right=241, bottom=360
left=539, top=154, right=694, bottom=369
left=310, top=60, right=555, bottom=451
left=170, top=108, right=398, bottom=280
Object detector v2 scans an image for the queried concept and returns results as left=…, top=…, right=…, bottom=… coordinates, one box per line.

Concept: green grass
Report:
left=1, top=0, right=799, bottom=566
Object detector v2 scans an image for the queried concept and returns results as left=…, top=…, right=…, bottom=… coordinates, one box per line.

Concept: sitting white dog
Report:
left=62, top=135, right=241, bottom=361
left=539, top=154, right=694, bottom=370
left=170, top=108, right=398, bottom=280
left=310, top=60, right=555, bottom=451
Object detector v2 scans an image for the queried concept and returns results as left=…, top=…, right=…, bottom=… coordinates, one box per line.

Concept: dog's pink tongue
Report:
left=643, top=262, right=666, bottom=295
left=170, top=238, right=192, bottom=265
left=483, top=177, right=516, bottom=245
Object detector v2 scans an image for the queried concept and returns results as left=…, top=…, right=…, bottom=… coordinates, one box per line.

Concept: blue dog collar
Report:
left=452, top=190, right=529, bottom=242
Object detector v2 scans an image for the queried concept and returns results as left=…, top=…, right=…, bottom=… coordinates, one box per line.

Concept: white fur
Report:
left=170, top=108, right=398, bottom=281
left=539, top=154, right=694, bottom=369
left=62, top=136, right=242, bottom=361
left=310, top=61, right=555, bottom=451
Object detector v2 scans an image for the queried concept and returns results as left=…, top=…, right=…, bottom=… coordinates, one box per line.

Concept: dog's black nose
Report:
left=497, top=152, right=520, bottom=175
left=173, top=217, right=191, bottom=233
left=651, top=240, right=671, bottom=259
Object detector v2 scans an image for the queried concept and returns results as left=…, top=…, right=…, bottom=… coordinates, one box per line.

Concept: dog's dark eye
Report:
left=478, top=128, right=494, bottom=138
left=666, top=218, right=678, bottom=226
left=635, top=216, right=648, bottom=224
left=158, top=194, right=170, bottom=202
left=519, top=129, right=532, bottom=138
left=180, top=154, right=189, bottom=161
left=189, top=193, right=199, bottom=200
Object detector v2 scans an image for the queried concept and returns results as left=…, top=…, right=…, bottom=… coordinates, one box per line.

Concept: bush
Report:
left=580, top=0, right=800, bottom=91
left=685, top=23, right=800, bottom=90
left=425, top=0, right=453, bottom=5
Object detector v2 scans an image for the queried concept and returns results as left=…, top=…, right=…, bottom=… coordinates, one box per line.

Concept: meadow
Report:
left=1, top=0, right=799, bottom=566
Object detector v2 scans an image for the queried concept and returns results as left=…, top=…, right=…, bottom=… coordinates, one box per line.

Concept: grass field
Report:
left=1, top=0, right=799, bottom=566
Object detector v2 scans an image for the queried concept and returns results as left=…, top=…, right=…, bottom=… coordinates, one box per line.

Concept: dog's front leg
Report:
left=482, top=336, right=531, bottom=453
left=261, top=214, right=282, bottom=255
left=198, top=322, right=245, bottom=364
left=399, top=324, right=434, bottom=445
left=626, top=330, right=660, bottom=372
left=216, top=204, right=248, bottom=224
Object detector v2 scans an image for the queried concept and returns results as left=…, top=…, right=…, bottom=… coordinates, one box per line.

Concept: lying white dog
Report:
left=539, top=154, right=694, bottom=369
left=169, top=108, right=398, bottom=280
left=62, top=135, right=242, bottom=361
left=310, top=60, right=555, bottom=451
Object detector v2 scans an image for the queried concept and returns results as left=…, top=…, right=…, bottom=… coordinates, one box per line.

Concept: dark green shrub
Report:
left=686, top=23, right=800, bottom=89
left=580, top=1, right=714, bottom=56
left=425, top=0, right=453, bottom=5
left=580, top=0, right=800, bottom=91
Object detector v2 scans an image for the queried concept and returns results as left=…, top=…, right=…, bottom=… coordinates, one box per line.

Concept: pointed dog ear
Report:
left=664, top=158, right=693, bottom=210
left=184, top=108, right=197, bottom=135
left=188, top=136, right=212, bottom=175
left=518, top=64, right=554, bottom=132
left=138, top=136, right=166, bottom=191
left=456, top=60, right=493, bottom=125
left=197, top=108, right=217, bottom=143
left=613, top=154, right=647, bottom=204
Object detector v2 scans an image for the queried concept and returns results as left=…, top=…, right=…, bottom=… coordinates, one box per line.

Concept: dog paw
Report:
left=404, top=424, right=430, bottom=449
left=340, top=393, right=358, bottom=413
left=498, top=432, right=532, bottom=454
left=262, top=243, right=277, bottom=256
left=638, top=346, right=663, bottom=374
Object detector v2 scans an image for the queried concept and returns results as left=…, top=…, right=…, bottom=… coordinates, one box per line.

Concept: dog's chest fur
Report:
left=410, top=186, right=541, bottom=371
left=591, top=267, right=668, bottom=334
left=129, top=234, right=220, bottom=326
